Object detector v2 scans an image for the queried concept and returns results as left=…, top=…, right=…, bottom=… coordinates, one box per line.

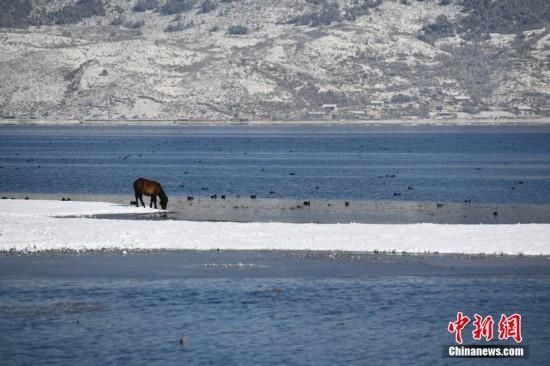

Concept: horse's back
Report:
left=133, top=177, right=145, bottom=192
left=134, top=177, right=161, bottom=195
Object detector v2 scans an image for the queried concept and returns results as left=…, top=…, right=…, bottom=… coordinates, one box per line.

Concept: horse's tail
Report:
left=133, top=178, right=142, bottom=195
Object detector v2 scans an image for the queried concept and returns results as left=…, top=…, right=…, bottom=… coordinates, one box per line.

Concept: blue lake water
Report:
left=1, top=124, right=550, bottom=203
left=1, top=252, right=549, bottom=365
left=2, top=124, right=550, bottom=364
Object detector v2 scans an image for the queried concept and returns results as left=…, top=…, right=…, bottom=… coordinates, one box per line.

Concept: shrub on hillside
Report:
left=52, top=0, right=106, bottom=25
left=288, top=2, right=340, bottom=26
left=125, top=19, right=145, bottom=29
left=306, top=0, right=326, bottom=5
left=417, top=14, right=454, bottom=43
left=161, top=0, right=196, bottom=15
left=227, top=25, right=248, bottom=35
left=110, top=16, right=124, bottom=26
left=390, top=94, right=415, bottom=104
left=291, top=0, right=383, bottom=26
left=460, top=0, right=550, bottom=36
left=132, top=0, right=159, bottom=12
left=0, top=0, right=32, bottom=28
left=198, top=0, right=217, bottom=14
left=165, top=21, right=194, bottom=32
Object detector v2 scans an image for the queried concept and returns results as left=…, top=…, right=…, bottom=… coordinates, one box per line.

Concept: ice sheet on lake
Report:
left=0, top=200, right=549, bottom=255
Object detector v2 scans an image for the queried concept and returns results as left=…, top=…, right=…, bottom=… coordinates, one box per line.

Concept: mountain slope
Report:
left=0, top=0, right=549, bottom=121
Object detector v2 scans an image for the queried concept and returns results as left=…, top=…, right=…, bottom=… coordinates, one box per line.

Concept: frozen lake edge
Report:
left=1, top=200, right=549, bottom=255
left=2, top=250, right=550, bottom=279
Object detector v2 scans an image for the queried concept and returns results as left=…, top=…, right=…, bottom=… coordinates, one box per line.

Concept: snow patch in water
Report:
left=1, top=200, right=549, bottom=255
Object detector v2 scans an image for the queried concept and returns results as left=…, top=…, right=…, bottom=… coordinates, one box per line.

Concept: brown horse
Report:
left=133, top=177, right=168, bottom=210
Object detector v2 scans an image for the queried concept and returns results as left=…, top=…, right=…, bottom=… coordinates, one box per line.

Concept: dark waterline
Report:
left=1, top=124, right=550, bottom=204
left=1, top=252, right=549, bottom=365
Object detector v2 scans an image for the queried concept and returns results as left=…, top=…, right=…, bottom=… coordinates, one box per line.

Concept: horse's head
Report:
left=160, top=198, right=168, bottom=210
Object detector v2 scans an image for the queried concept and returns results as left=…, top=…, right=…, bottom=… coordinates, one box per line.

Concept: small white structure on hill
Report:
left=514, top=105, right=534, bottom=116
left=321, top=104, right=338, bottom=113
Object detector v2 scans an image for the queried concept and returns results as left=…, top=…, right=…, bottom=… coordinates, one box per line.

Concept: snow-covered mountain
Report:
left=1, top=0, right=549, bottom=121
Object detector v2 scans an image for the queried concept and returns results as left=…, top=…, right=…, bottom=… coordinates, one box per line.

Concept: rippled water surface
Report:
left=1, top=253, right=550, bottom=365
left=1, top=276, right=549, bottom=365
left=1, top=124, right=550, bottom=203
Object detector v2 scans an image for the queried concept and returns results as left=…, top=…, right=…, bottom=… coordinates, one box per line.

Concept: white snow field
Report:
left=1, top=200, right=549, bottom=255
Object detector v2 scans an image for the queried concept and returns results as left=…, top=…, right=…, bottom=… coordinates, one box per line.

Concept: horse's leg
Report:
left=135, top=192, right=140, bottom=207
left=152, top=195, right=157, bottom=209
left=139, top=194, right=145, bottom=207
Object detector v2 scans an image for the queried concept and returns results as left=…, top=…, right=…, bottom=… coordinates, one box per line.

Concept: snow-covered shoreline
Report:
left=1, top=200, right=549, bottom=255
left=1, top=118, right=550, bottom=126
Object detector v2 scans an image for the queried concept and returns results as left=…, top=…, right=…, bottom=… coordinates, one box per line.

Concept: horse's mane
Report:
left=158, top=184, right=168, bottom=202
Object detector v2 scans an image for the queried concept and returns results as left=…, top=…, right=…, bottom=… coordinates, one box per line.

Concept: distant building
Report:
left=437, top=95, right=471, bottom=113
left=514, top=105, right=534, bottom=116
left=436, top=111, right=457, bottom=119
left=384, top=105, right=399, bottom=116
left=365, top=101, right=385, bottom=118
left=239, top=111, right=256, bottom=121
left=307, top=111, right=328, bottom=120
left=338, top=110, right=367, bottom=120
left=370, top=100, right=385, bottom=110
left=230, top=106, right=256, bottom=121
left=454, top=95, right=471, bottom=103
left=231, top=106, right=240, bottom=120
left=406, top=102, right=421, bottom=109
left=321, top=104, right=338, bottom=113
left=431, top=101, right=444, bottom=112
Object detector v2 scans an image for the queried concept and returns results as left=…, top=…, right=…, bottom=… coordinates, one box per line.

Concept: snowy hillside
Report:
left=0, top=0, right=549, bottom=121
